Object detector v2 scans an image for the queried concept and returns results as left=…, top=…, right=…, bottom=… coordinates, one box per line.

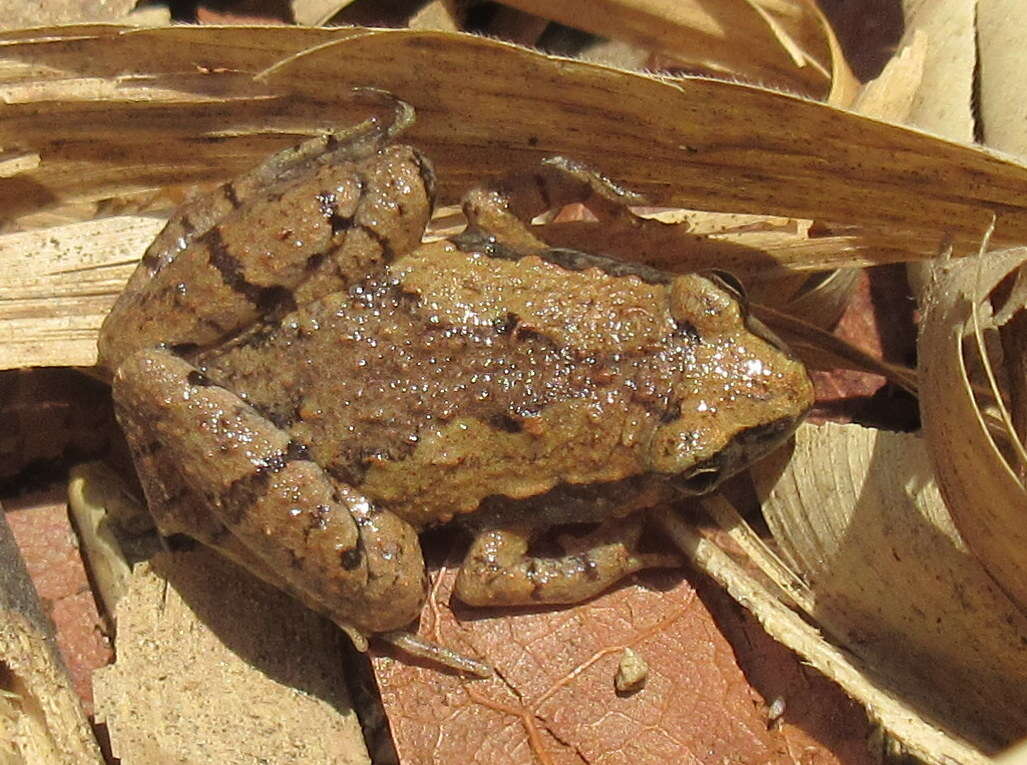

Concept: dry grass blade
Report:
left=259, top=30, right=1027, bottom=250
left=919, top=246, right=1027, bottom=613
left=0, top=26, right=1024, bottom=246
left=1, top=26, right=1027, bottom=372
left=0, top=216, right=160, bottom=369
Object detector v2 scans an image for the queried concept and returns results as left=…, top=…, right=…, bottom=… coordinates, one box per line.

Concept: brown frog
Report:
left=97, top=104, right=813, bottom=661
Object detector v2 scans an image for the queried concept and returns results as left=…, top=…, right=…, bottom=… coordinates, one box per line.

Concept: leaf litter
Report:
left=1, top=2, right=1026, bottom=763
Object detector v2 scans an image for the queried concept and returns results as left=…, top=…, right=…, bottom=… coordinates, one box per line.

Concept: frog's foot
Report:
left=463, top=155, right=645, bottom=230
left=453, top=516, right=682, bottom=607
left=112, top=347, right=428, bottom=636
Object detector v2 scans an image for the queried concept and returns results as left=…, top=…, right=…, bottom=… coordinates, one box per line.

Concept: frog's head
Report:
left=645, top=273, right=813, bottom=495
left=648, top=413, right=803, bottom=495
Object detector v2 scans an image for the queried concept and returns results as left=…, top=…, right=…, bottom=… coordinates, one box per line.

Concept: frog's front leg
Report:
left=460, top=155, right=645, bottom=242
left=112, top=348, right=427, bottom=636
left=454, top=516, right=681, bottom=607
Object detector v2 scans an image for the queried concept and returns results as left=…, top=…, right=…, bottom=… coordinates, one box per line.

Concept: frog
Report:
left=97, top=99, right=814, bottom=663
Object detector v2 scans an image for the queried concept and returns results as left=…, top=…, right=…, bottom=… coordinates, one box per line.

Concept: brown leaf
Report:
left=372, top=561, right=871, bottom=764
left=5, top=487, right=112, bottom=710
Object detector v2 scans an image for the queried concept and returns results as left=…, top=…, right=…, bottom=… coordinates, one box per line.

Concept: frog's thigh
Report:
left=112, top=348, right=426, bottom=635
left=454, top=516, right=682, bottom=607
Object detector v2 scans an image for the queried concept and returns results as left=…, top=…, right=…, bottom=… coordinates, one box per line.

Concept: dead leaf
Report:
left=919, top=247, right=1027, bottom=615
left=899, top=0, right=976, bottom=142
left=372, top=561, right=872, bottom=764
left=497, top=0, right=842, bottom=98
left=975, top=0, right=1027, bottom=157
left=654, top=504, right=992, bottom=765
left=754, top=423, right=1027, bottom=751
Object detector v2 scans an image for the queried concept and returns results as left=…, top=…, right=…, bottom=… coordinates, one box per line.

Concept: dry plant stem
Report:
left=652, top=506, right=989, bottom=765
left=698, top=494, right=814, bottom=613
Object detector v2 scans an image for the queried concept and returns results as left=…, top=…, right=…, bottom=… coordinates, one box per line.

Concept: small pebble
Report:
left=614, top=647, right=648, bottom=694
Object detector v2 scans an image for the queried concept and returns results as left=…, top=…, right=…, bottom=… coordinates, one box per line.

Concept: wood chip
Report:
left=93, top=549, right=370, bottom=765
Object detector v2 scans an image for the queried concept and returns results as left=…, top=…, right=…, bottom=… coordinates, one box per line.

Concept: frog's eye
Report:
left=706, top=270, right=747, bottom=302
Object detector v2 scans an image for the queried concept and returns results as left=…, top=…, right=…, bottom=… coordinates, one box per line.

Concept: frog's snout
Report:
left=651, top=415, right=803, bottom=496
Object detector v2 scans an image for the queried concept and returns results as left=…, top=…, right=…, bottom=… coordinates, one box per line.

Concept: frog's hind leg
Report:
left=112, top=347, right=427, bottom=638
left=454, top=515, right=682, bottom=607
left=98, top=119, right=435, bottom=373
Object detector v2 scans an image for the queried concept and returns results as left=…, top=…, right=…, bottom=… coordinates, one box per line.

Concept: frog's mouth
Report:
left=672, top=415, right=800, bottom=495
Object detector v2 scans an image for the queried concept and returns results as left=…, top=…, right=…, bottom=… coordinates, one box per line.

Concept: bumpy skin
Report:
left=99, top=123, right=814, bottom=638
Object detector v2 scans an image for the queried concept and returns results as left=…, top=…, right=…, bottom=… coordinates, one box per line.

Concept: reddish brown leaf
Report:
left=810, top=266, right=919, bottom=429
left=5, top=487, right=112, bottom=710
left=372, top=559, right=873, bottom=764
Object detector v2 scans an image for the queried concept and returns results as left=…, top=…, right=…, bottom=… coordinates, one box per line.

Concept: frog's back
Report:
left=194, top=233, right=811, bottom=528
